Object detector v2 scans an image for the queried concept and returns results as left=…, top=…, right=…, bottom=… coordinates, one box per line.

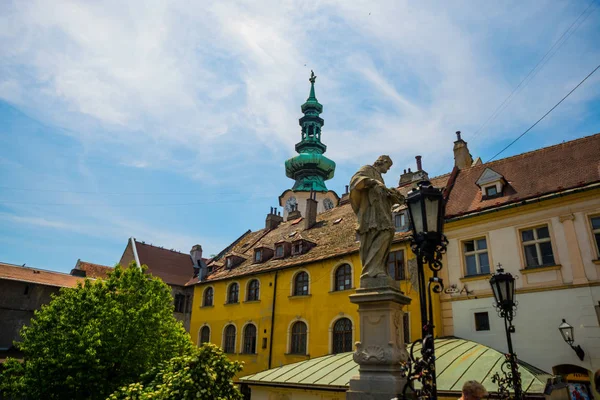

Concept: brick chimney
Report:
left=304, top=190, right=318, bottom=230
left=287, top=204, right=302, bottom=221
left=265, top=207, right=284, bottom=230
left=399, top=156, right=429, bottom=185
left=453, top=131, right=473, bottom=169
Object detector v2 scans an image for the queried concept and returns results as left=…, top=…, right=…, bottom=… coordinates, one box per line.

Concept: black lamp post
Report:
left=489, top=265, right=523, bottom=400
left=401, top=180, right=447, bottom=400
left=558, top=319, right=585, bottom=361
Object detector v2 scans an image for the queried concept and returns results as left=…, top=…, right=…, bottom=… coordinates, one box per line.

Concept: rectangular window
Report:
left=591, top=216, right=600, bottom=258
left=293, top=242, right=302, bottom=255
left=275, top=245, right=284, bottom=257
left=485, top=186, right=498, bottom=197
left=387, top=250, right=405, bottom=280
left=394, top=212, right=408, bottom=232
left=254, top=250, right=262, bottom=262
left=463, top=238, right=490, bottom=276
left=174, top=294, right=185, bottom=313
left=521, top=226, right=555, bottom=268
left=474, top=312, right=490, bottom=331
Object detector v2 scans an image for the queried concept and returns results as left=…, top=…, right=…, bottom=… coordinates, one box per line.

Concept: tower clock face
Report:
left=323, top=198, right=334, bottom=210
left=285, top=197, right=297, bottom=212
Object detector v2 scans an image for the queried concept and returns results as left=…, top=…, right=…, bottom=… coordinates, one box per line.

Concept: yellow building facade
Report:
left=189, top=202, right=443, bottom=377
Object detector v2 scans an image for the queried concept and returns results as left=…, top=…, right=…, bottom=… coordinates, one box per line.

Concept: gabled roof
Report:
left=239, top=337, right=548, bottom=395
left=73, top=260, right=113, bottom=279
left=0, top=262, right=85, bottom=288
left=132, top=241, right=194, bottom=287
left=445, top=133, right=600, bottom=218
left=475, top=167, right=504, bottom=187
left=187, top=203, right=411, bottom=285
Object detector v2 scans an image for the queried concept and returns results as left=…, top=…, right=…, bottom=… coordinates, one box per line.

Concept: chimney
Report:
left=415, top=155, right=422, bottom=171
left=287, top=203, right=302, bottom=221
left=304, top=190, right=318, bottom=230
left=266, top=207, right=284, bottom=230
left=399, top=156, right=429, bottom=185
left=453, top=130, right=474, bottom=169
left=190, top=245, right=207, bottom=279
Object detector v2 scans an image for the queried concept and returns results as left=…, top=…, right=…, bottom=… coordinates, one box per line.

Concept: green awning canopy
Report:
left=239, top=338, right=549, bottom=395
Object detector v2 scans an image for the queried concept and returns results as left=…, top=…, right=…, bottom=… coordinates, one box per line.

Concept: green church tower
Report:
left=284, top=71, right=336, bottom=192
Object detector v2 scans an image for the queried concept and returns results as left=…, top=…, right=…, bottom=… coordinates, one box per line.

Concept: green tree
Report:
left=108, top=343, right=243, bottom=400
left=0, top=263, right=192, bottom=400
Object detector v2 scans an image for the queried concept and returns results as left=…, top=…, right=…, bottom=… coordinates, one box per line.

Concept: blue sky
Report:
left=1, top=0, right=599, bottom=274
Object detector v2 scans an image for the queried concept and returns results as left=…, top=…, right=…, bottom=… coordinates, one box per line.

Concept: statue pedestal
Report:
left=346, top=286, right=413, bottom=400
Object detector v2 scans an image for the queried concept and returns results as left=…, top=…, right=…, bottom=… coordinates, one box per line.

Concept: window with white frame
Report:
left=463, top=238, right=490, bottom=276
left=199, top=326, right=210, bottom=344
left=591, top=216, right=600, bottom=258
left=290, top=321, right=307, bottom=354
left=521, top=225, right=555, bottom=268
left=223, top=325, right=236, bottom=353
left=242, top=324, right=257, bottom=354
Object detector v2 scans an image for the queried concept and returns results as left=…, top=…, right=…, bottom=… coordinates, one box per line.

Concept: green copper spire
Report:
left=284, top=71, right=336, bottom=192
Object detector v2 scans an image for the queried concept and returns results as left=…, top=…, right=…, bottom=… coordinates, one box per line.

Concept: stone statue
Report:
left=349, top=155, right=405, bottom=286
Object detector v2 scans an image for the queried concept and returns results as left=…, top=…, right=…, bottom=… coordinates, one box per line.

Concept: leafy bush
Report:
left=108, top=343, right=243, bottom=400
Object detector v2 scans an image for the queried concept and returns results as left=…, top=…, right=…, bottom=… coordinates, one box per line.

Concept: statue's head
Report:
left=374, top=155, right=393, bottom=173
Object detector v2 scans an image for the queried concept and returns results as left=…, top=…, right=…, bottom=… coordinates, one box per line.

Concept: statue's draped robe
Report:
left=349, top=165, right=396, bottom=279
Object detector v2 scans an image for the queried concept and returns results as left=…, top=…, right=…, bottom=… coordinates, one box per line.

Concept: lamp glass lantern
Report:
left=489, top=268, right=516, bottom=311
left=558, top=319, right=574, bottom=345
left=406, top=181, right=445, bottom=237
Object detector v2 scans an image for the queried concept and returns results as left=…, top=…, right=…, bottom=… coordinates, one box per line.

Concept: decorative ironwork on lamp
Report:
left=489, top=264, right=523, bottom=400
left=558, top=319, right=585, bottom=361
left=401, top=180, right=447, bottom=400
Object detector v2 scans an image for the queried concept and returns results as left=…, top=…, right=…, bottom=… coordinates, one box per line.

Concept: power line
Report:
left=0, top=186, right=267, bottom=196
left=473, top=0, right=598, bottom=139
left=487, top=63, right=600, bottom=162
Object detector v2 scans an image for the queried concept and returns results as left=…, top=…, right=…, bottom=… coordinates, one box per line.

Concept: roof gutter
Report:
left=130, top=237, right=141, bottom=269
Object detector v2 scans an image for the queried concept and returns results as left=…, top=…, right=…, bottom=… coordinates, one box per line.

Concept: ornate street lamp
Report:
left=401, top=180, right=447, bottom=400
left=558, top=319, right=585, bottom=361
left=489, top=265, right=523, bottom=400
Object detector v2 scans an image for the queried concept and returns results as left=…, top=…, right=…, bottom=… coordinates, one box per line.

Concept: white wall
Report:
left=451, top=286, right=600, bottom=374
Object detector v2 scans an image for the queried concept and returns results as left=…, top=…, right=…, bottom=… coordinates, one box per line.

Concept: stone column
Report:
left=347, top=286, right=412, bottom=400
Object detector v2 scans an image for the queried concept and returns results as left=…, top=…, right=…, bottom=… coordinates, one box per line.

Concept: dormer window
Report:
left=253, top=246, right=273, bottom=264
left=291, top=239, right=315, bottom=256
left=274, top=241, right=291, bottom=259
left=293, top=242, right=302, bottom=255
left=476, top=168, right=506, bottom=200
left=225, top=255, right=245, bottom=269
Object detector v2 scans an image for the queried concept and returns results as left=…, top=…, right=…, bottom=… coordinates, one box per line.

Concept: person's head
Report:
left=374, top=155, right=393, bottom=173
left=462, top=380, right=488, bottom=400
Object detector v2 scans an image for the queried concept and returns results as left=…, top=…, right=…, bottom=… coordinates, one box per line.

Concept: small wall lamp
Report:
left=558, top=319, right=585, bottom=361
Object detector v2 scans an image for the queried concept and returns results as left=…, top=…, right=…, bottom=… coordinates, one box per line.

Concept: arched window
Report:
left=203, top=287, right=214, bottom=307
left=290, top=321, right=307, bottom=354
left=332, top=318, right=352, bottom=354
left=247, top=279, right=260, bottom=301
left=293, top=271, right=309, bottom=296
left=223, top=324, right=236, bottom=353
left=199, top=326, right=210, bottom=344
left=242, top=324, right=257, bottom=354
left=334, top=264, right=352, bottom=291
left=227, top=283, right=239, bottom=304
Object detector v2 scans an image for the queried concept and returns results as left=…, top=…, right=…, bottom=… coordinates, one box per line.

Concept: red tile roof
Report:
left=134, top=241, right=195, bottom=286
left=74, top=260, right=113, bottom=279
left=187, top=203, right=411, bottom=285
left=445, top=133, right=600, bottom=218
left=0, top=262, right=85, bottom=288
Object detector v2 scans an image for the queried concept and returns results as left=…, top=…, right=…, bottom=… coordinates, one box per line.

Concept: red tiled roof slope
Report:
left=189, top=203, right=411, bottom=285
left=76, top=260, right=113, bottom=279
left=135, top=241, right=194, bottom=286
left=0, top=262, right=85, bottom=288
left=445, top=133, right=600, bottom=218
